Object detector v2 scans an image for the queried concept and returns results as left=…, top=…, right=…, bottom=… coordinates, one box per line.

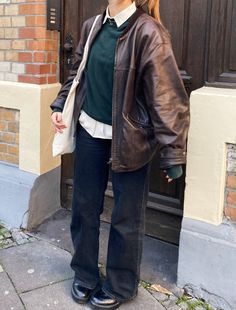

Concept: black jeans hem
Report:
left=102, top=286, right=138, bottom=303
left=74, top=274, right=100, bottom=290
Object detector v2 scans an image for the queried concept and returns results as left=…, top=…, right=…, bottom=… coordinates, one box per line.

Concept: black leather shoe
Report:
left=71, top=279, right=95, bottom=304
left=89, top=289, right=121, bottom=309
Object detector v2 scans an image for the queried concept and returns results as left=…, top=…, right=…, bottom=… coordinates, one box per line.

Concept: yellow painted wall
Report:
left=184, top=86, right=236, bottom=225
left=0, top=81, right=61, bottom=175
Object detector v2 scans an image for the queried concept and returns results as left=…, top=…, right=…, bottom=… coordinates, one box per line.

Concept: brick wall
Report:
left=0, top=107, right=19, bottom=165
left=224, top=144, right=236, bottom=221
left=0, top=0, right=59, bottom=84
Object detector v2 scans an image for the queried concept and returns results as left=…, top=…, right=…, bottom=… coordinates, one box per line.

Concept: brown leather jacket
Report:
left=50, top=8, right=190, bottom=172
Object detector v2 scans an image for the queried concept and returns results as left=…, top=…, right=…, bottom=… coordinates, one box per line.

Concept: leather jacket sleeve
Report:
left=50, top=21, right=88, bottom=112
left=142, top=41, right=190, bottom=169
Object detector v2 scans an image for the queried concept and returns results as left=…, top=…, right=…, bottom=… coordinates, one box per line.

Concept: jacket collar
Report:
left=103, top=2, right=137, bottom=27
left=88, top=7, right=145, bottom=49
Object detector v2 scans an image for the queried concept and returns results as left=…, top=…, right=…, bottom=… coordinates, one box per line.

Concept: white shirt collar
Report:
left=103, top=2, right=137, bottom=28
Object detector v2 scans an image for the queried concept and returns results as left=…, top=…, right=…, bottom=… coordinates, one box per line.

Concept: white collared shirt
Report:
left=78, top=2, right=137, bottom=140
left=103, top=1, right=137, bottom=27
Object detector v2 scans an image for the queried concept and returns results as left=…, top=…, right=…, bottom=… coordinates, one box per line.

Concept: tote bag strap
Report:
left=75, top=14, right=101, bottom=83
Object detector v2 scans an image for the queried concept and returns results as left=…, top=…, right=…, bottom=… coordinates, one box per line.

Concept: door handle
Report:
left=64, top=33, right=74, bottom=69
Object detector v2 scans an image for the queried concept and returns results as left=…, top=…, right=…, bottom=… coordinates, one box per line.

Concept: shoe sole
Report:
left=89, top=300, right=121, bottom=310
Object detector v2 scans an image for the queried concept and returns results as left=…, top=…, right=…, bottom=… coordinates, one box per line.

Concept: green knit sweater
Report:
left=82, top=18, right=130, bottom=125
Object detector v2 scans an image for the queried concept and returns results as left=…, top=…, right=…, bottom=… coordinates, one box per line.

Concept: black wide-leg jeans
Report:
left=70, top=124, right=150, bottom=302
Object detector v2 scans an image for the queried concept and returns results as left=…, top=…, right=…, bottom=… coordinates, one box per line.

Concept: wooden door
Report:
left=60, top=0, right=232, bottom=244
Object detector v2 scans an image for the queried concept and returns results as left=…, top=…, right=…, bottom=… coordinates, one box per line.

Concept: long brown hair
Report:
left=135, top=0, right=161, bottom=23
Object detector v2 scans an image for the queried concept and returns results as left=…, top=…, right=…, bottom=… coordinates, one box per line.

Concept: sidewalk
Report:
left=0, top=209, right=216, bottom=310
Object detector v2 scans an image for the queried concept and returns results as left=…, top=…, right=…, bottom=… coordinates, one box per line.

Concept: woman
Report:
left=50, top=0, right=190, bottom=309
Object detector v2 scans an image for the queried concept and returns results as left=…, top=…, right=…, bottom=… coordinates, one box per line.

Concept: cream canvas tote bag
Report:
left=52, top=15, right=100, bottom=157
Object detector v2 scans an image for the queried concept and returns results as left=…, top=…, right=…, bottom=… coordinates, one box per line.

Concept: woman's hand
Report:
left=164, top=165, right=183, bottom=183
left=51, top=112, right=67, bottom=133
left=164, top=171, right=173, bottom=183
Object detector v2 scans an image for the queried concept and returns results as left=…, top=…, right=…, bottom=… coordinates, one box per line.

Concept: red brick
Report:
left=34, top=28, right=50, bottom=39
left=19, top=28, right=35, bottom=39
left=0, top=109, right=15, bottom=121
left=19, top=52, right=32, bottom=62
left=27, top=40, right=57, bottom=51
left=19, top=4, right=45, bottom=15
left=5, top=154, right=18, bottom=165
left=25, top=15, right=46, bottom=27
left=227, top=191, right=236, bottom=205
left=47, top=75, right=57, bottom=84
left=18, top=75, right=47, bottom=85
left=44, top=40, right=58, bottom=51
left=224, top=206, right=236, bottom=221
left=8, top=121, right=19, bottom=133
left=46, top=51, right=58, bottom=63
left=0, top=143, right=7, bottom=153
left=52, top=31, right=59, bottom=40
left=27, top=40, right=46, bottom=51
left=25, top=64, right=50, bottom=75
left=8, top=145, right=19, bottom=156
left=227, top=175, right=236, bottom=190
left=0, top=132, right=15, bottom=143
left=20, top=28, right=50, bottom=41
left=0, top=121, right=7, bottom=131
left=51, top=63, right=57, bottom=74
left=34, top=51, right=45, bottom=62
left=19, top=28, right=48, bottom=41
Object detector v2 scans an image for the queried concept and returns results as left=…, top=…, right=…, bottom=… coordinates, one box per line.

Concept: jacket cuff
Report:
left=159, top=147, right=187, bottom=169
left=50, top=98, right=65, bottom=111
left=51, top=107, right=62, bottom=115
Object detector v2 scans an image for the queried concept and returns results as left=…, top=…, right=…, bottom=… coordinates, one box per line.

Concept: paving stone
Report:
left=150, top=290, right=169, bottom=302
left=20, top=280, right=164, bottom=310
left=0, top=240, right=74, bottom=293
left=0, top=272, right=24, bottom=310
left=20, top=279, right=90, bottom=310
left=162, top=294, right=178, bottom=308
left=120, top=286, right=166, bottom=309
left=31, top=209, right=73, bottom=253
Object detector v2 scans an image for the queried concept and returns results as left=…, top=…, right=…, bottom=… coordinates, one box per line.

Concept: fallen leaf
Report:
left=150, top=284, right=173, bottom=295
